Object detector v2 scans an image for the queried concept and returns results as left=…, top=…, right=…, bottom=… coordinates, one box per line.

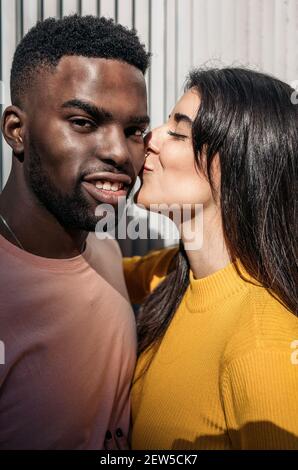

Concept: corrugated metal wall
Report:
left=1, top=0, right=298, bottom=253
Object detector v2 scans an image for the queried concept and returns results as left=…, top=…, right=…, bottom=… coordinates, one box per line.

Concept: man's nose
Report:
left=98, top=126, right=130, bottom=167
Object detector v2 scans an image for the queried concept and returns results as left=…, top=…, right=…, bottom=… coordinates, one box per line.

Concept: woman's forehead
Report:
left=171, top=89, right=200, bottom=120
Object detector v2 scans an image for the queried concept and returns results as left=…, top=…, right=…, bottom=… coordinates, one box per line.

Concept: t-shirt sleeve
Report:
left=123, top=246, right=179, bottom=304
left=220, top=349, right=298, bottom=449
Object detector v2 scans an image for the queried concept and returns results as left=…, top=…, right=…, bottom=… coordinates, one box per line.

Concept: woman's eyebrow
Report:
left=174, top=112, right=193, bottom=125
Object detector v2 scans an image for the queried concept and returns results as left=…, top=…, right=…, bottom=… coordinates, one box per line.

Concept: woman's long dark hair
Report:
left=137, top=67, right=298, bottom=361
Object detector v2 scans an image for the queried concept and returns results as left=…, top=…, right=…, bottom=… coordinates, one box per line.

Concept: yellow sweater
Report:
left=123, top=247, right=298, bottom=450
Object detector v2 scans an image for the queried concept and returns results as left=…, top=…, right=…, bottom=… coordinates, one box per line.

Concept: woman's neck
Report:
left=180, top=205, right=231, bottom=279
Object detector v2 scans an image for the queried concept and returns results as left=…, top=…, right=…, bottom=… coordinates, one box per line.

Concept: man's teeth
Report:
left=95, top=181, right=124, bottom=192
left=103, top=182, right=111, bottom=190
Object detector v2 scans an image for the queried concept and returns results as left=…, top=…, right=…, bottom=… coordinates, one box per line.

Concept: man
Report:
left=0, top=14, right=150, bottom=449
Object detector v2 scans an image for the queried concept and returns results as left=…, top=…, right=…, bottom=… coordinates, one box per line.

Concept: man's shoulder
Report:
left=86, top=233, right=131, bottom=297
left=87, top=233, right=122, bottom=260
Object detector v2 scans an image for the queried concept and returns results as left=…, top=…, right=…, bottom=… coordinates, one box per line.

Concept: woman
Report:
left=123, top=67, right=298, bottom=450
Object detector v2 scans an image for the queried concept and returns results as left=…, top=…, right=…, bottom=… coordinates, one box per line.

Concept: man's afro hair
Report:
left=10, top=14, right=151, bottom=106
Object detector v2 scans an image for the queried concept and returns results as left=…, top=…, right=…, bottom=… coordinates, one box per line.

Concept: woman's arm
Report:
left=123, top=245, right=179, bottom=304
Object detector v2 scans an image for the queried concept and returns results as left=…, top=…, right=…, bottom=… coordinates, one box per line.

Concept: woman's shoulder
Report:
left=123, top=244, right=179, bottom=269
left=123, top=244, right=179, bottom=304
left=222, top=283, right=298, bottom=368
left=123, top=244, right=179, bottom=288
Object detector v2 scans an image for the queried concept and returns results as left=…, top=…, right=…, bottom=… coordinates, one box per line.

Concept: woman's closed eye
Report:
left=167, top=130, right=189, bottom=141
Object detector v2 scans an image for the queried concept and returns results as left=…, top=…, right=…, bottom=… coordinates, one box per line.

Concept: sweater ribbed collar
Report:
left=185, top=260, right=255, bottom=312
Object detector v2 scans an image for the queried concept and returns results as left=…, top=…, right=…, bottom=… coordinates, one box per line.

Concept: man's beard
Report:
left=26, top=142, right=104, bottom=232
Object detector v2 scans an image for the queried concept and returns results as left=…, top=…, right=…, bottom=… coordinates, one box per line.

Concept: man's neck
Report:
left=0, top=173, right=87, bottom=259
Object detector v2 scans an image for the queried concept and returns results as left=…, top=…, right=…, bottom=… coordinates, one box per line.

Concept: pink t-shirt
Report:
left=0, top=233, right=136, bottom=449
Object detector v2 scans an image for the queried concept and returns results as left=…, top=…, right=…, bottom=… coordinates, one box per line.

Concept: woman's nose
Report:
left=144, top=129, right=160, bottom=155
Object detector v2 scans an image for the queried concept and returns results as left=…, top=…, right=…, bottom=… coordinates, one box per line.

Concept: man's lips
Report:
left=83, top=172, right=132, bottom=186
left=81, top=171, right=132, bottom=205
left=81, top=181, right=128, bottom=205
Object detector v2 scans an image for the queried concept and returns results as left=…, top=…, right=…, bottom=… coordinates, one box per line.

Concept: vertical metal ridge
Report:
left=132, top=0, right=135, bottom=29
left=163, top=0, right=167, bottom=121
left=78, top=0, right=82, bottom=16
left=38, top=0, right=44, bottom=21
left=115, top=0, right=118, bottom=23
left=57, top=0, right=63, bottom=19
left=16, top=0, right=24, bottom=44
left=97, top=0, right=101, bottom=17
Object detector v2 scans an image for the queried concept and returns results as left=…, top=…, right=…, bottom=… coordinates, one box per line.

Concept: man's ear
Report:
left=1, top=105, right=26, bottom=162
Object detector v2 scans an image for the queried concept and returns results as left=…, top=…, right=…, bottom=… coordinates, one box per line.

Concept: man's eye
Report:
left=167, top=130, right=188, bottom=140
left=71, top=119, right=94, bottom=129
left=125, top=127, right=147, bottom=138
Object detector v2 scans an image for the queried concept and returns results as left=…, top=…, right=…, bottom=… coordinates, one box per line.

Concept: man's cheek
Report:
left=37, top=124, right=79, bottom=165
left=41, top=148, right=82, bottom=182
left=42, top=163, right=78, bottom=194
left=133, top=151, right=146, bottom=175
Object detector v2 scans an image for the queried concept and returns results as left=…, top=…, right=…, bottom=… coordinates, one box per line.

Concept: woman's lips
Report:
left=143, top=164, right=154, bottom=173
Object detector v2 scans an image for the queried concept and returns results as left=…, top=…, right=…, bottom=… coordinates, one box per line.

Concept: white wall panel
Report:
left=206, top=0, right=222, bottom=61
left=286, top=0, right=298, bottom=83
left=274, top=0, right=287, bottom=78
left=220, top=0, right=236, bottom=65
left=23, top=0, right=39, bottom=35
left=134, top=0, right=150, bottom=108
left=81, top=0, right=98, bottom=16
left=192, top=0, right=209, bottom=67
left=117, top=0, right=132, bottom=27
left=150, top=0, right=165, bottom=128
left=262, top=0, right=275, bottom=73
left=43, top=0, right=59, bottom=18
left=248, top=0, right=262, bottom=68
left=62, top=0, right=79, bottom=16
left=177, top=0, right=192, bottom=97
left=165, top=0, right=177, bottom=114
left=100, top=0, right=115, bottom=19
left=234, top=0, right=249, bottom=66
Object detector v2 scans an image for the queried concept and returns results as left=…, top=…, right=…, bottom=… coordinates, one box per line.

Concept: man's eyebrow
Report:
left=61, top=99, right=150, bottom=127
left=61, top=99, right=114, bottom=122
left=128, top=115, right=150, bottom=126
left=173, top=112, right=193, bottom=125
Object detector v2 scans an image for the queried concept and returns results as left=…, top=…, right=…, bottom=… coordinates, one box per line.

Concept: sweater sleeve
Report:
left=123, top=246, right=179, bottom=304
left=220, top=349, right=298, bottom=449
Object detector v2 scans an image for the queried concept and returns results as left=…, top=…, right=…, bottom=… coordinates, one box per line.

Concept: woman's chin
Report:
left=134, top=187, right=153, bottom=210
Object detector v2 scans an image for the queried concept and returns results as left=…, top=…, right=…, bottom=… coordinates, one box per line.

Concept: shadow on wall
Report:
left=172, top=421, right=298, bottom=450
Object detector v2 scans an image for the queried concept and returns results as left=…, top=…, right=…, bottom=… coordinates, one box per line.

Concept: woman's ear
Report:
left=1, top=105, right=26, bottom=162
